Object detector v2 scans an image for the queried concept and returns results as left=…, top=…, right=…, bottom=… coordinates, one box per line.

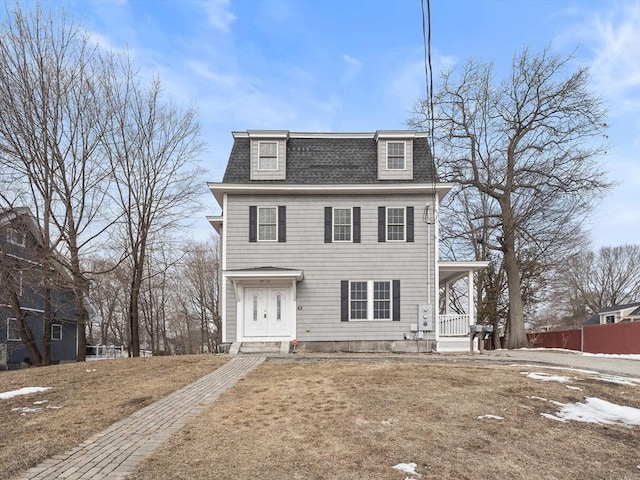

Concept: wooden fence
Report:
left=528, top=322, right=640, bottom=354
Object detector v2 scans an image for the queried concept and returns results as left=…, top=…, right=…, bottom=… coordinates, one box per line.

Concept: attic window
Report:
left=7, top=228, right=25, bottom=246
left=258, top=142, right=278, bottom=171
left=386, top=141, right=405, bottom=170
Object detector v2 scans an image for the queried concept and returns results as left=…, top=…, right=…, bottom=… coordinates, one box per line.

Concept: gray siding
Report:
left=377, top=139, right=414, bottom=180
left=224, top=193, right=437, bottom=342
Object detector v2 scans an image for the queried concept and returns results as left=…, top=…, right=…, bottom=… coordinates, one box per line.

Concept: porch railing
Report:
left=439, top=314, right=471, bottom=336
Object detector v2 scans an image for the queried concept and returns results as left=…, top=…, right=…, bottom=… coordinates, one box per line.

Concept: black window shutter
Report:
left=341, top=280, right=349, bottom=321
left=406, top=206, right=414, bottom=242
left=392, top=280, right=401, bottom=321
left=324, top=207, right=332, bottom=243
left=353, top=207, right=361, bottom=243
left=278, top=206, right=286, bottom=242
left=378, top=206, right=386, bottom=242
left=249, top=206, right=257, bottom=242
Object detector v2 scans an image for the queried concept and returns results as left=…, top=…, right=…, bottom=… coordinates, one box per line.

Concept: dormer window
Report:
left=258, top=142, right=278, bottom=171
left=7, top=228, right=25, bottom=246
left=386, top=141, right=406, bottom=170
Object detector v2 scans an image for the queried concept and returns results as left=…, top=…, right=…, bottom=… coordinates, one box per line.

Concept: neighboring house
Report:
left=585, top=302, right=640, bottom=325
left=208, top=130, right=488, bottom=353
left=0, top=208, right=79, bottom=368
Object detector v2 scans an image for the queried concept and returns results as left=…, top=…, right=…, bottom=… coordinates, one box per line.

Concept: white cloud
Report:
left=197, top=0, right=236, bottom=33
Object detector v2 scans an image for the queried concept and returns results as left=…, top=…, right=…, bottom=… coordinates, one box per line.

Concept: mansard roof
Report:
left=221, top=131, right=439, bottom=184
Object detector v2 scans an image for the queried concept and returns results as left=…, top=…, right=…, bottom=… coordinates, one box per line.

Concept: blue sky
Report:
left=59, top=1, right=640, bottom=246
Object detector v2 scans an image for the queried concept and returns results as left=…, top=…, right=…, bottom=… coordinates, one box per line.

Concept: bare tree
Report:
left=409, top=47, right=611, bottom=348
left=102, top=59, right=205, bottom=356
left=560, top=244, right=640, bottom=317
left=0, top=3, right=116, bottom=361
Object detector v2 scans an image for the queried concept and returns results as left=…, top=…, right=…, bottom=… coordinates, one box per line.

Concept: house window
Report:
left=258, top=207, right=277, bottom=241
left=350, top=282, right=368, bottom=320
left=276, top=295, right=282, bottom=321
left=333, top=208, right=352, bottom=242
left=258, top=142, right=278, bottom=171
left=7, top=228, right=25, bottom=246
left=373, top=281, right=391, bottom=319
left=7, top=318, right=20, bottom=341
left=346, top=281, right=394, bottom=321
left=605, top=315, right=615, bottom=324
left=387, top=208, right=405, bottom=241
left=386, top=141, right=405, bottom=170
left=51, top=324, right=62, bottom=341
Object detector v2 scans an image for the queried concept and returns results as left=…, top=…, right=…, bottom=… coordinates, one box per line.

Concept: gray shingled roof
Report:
left=597, top=302, right=640, bottom=314
left=222, top=136, right=438, bottom=184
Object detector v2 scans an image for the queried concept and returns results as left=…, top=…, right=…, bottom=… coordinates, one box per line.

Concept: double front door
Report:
left=244, top=287, right=290, bottom=338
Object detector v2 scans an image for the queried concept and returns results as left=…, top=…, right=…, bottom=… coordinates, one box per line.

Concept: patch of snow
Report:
left=46, top=405, right=62, bottom=409
left=510, top=364, right=600, bottom=375
left=590, top=375, right=640, bottom=387
left=0, top=387, right=50, bottom=400
left=33, top=400, right=49, bottom=405
left=580, top=352, right=640, bottom=360
left=527, top=395, right=549, bottom=402
left=566, top=385, right=583, bottom=391
left=522, top=371, right=572, bottom=383
left=392, top=463, right=421, bottom=476
left=477, top=414, right=504, bottom=420
left=86, top=369, right=97, bottom=373
left=538, top=397, right=640, bottom=428
left=11, top=407, right=43, bottom=414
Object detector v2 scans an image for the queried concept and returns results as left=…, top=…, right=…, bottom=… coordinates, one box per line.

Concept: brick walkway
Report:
left=15, top=356, right=265, bottom=480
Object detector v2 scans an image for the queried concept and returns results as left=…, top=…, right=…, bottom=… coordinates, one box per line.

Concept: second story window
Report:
left=333, top=208, right=352, bottom=242
left=386, top=141, right=405, bottom=170
left=7, top=228, right=25, bottom=246
left=51, top=324, right=63, bottom=340
left=258, top=142, right=278, bottom=170
left=258, top=207, right=277, bottom=241
left=249, top=205, right=286, bottom=243
left=7, top=318, right=20, bottom=341
left=387, top=208, right=405, bottom=241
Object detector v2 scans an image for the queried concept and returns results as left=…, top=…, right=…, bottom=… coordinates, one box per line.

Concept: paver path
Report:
left=15, top=356, right=265, bottom=480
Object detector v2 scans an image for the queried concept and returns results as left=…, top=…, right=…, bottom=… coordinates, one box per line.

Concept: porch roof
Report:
left=439, top=261, right=490, bottom=286
left=223, top=266, right=304, bottom=282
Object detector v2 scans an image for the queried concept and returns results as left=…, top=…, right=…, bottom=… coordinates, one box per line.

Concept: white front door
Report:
left=244, top=287, right=291, bottom=338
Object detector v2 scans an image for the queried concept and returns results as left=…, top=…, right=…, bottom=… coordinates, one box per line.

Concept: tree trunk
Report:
left=504, top=244, right=527, bottom=348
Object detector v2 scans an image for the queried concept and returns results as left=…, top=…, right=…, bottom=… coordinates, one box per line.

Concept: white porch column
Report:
left=467, top=269, right=475, bottom=326
left=445, top=282, right=451, bottom=315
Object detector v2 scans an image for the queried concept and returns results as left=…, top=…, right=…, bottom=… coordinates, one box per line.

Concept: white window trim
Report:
left=258, top=141, right=279, bottom=171
left=51, top=323, right=62, bottom=341
left=7, top=228, right=26, bottom=246
left=349, top=280, right=392, bottom=321
left=7, top=317, right=20, bottom=341
left=333, top=207, right=353, bottom=242
left=386, top=207, right=406, bottom=242
left=257, top=206, right=278, bottom=242
left=386, top=141, right=406, bottom=171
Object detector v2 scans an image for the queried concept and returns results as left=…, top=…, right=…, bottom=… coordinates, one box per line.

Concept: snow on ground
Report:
left=0, top=387, right=50, bottom=400
left=392, top=463, right=421, bottom=476
left=477, top=414, right=504, bottom=420
left=533, top=396, right=640, bottom=427
left=521, top=372, right=572, bottom=383
left=517, top=348, right=640, bottom=360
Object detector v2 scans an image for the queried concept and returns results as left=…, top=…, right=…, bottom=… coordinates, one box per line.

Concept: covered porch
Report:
left=437, top=261, right=490, bottom=352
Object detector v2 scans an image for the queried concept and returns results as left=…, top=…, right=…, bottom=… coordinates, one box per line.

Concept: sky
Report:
left=31, top=0, right=640, bottom=247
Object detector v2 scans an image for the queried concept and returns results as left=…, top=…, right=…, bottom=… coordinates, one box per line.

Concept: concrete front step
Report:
left=234, top=341, right=289, bottom=355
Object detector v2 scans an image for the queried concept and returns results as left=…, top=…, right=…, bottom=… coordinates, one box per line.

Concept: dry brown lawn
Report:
left=129, top=359, right=640, bottom=480
left=0, top=354, right=227, bottom=480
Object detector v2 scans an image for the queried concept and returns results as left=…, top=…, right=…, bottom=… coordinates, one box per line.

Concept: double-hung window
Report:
left=51, top=324, right=62, bottom=341
left=378, top=206, right=413, bottom=242
left=258, top=207, right=277, bottom=241
left=258, top=142, right=278, bottom=171
left=386, top=141, right=406, bottom=170
left=387, top=208, right=405, bottom=241
left=324, top=207, right=360, bottom=243
left=341, top=280, right=400, bottom=321
left=333, top=208, right=352, bottom=242
left=249, top=205, right=286, bottom=242
left=7, top=318, right=20, bottom=341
